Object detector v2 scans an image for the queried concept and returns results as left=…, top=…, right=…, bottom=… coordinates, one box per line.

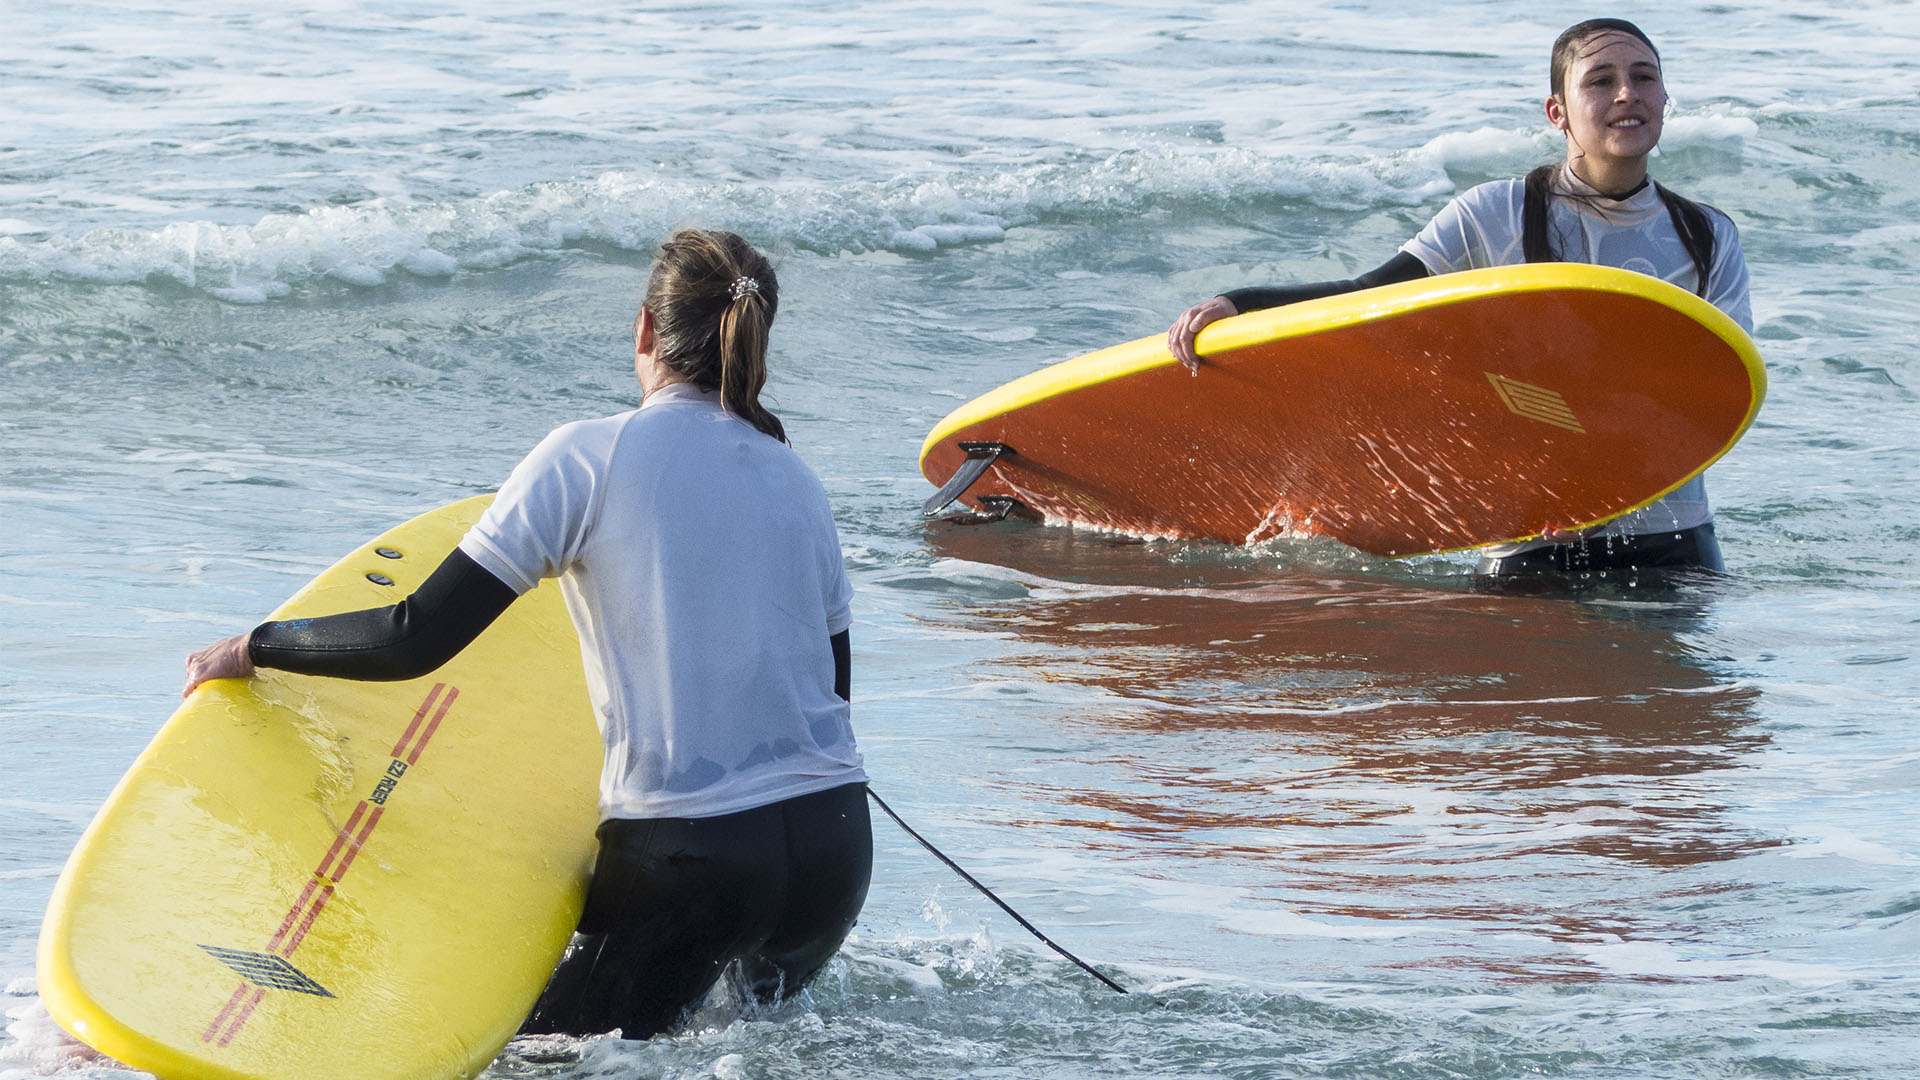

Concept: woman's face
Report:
left=1548, top=32, right=1665, bottom=172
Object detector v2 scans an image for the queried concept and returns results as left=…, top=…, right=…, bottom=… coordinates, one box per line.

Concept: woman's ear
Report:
left=1544, top=95, right=1569, bottom=133
left=634, top=307, right=656, bottom=360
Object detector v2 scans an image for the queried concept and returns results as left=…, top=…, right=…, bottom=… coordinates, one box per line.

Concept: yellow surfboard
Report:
left=37, top=496, right=602, bottom=1080
left=920, top=264, right=1766, bottom=555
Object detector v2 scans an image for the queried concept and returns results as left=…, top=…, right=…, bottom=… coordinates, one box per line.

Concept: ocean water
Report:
left=4, top=1, right=1918, bottom=1077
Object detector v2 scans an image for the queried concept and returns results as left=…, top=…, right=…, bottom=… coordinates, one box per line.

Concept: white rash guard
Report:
left=460, top=383, right=865, bottom=821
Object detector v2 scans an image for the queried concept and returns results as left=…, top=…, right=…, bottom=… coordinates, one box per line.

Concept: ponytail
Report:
left=642, top=230, right=786, bottom=442
left=716, top=275, right=784, bottom=442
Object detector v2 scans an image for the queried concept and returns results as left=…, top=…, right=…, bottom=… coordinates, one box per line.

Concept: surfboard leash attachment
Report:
left=921, top=442, right=1014, bottom=518
left=865, top=786, right=1130, bottom=995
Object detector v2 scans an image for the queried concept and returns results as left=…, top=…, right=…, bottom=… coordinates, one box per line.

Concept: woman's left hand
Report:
left=184, top=632, right=256, bottom=698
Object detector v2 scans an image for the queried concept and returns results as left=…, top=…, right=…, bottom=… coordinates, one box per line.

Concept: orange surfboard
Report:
left=919, top=264, right=1765, bottom=556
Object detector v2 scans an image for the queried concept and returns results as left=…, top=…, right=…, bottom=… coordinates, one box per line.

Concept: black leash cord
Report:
left=865, top=787, right=1129, bottom=995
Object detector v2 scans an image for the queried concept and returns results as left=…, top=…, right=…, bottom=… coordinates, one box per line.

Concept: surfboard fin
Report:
left=921, top=441, right=1012, bottom=517
left=975, top=495, right=1027, bottom=522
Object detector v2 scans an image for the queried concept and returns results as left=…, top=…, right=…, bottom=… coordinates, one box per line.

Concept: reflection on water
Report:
left=920, top=521, right=1774, bottom=977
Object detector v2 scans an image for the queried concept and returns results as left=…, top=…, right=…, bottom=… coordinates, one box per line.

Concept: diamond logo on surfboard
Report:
left=198, top=945, right=335, bottom=998
left=1486, top=372, right=1586, bottom=433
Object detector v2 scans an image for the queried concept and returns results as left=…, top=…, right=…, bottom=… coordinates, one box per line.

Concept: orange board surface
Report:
left=919, top=264, right=1765, bottom=556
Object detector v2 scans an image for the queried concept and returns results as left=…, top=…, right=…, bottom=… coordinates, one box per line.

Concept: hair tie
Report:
left=728, top=276, right=760, bottom=301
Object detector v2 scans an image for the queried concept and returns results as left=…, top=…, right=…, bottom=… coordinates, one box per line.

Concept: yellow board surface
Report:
left=37, top=496, right=602, bottom=1080
left=920, top=264, right=1766, bottom=555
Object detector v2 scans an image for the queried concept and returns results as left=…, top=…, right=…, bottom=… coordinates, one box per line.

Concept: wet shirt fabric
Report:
left=459, top=382, right=864, bottom=821
left=1402, top=174, right=1752, bottom=555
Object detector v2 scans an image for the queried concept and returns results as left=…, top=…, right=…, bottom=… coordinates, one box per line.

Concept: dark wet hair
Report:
left=643, top=229, right=785, bottom=442
left=1549, top=18, right=1659, bottom=99
left=1525, top=20, right=1715, bottom=296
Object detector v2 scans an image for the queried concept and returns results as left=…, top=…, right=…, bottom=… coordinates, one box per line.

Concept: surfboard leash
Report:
left=864, top=787, right=1130, bottom=995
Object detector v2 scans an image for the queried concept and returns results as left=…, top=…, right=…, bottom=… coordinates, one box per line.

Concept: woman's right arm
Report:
left=184, top=421, right=600, bottom=697
left=247, top=549, right=519, bottom=680
left=1167, top=251, right=1430, bottom=371
left=183, top=549, right=520, bottom=695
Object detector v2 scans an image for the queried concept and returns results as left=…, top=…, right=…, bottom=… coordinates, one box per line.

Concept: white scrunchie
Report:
left=728, top=276, right=761, bottom=301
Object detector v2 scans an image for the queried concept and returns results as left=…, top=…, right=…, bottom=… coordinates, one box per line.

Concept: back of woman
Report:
left=462, top=385, right=861, bottom=820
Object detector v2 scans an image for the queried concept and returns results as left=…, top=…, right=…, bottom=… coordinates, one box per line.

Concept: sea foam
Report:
left=0, top=990, right=119, bottom=1080
left=0, top=105, right=1756, bottom=305
left=0, top=146, right=1460, bottom=303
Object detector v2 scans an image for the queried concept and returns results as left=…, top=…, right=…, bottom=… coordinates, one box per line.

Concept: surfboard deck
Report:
left=37, top=496, right=602, bottom=1080
left=919, top=264, right=1766, bottom=555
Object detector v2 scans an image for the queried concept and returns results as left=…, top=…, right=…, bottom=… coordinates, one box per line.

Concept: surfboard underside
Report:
left=920, top=265, right=1765, bottom=555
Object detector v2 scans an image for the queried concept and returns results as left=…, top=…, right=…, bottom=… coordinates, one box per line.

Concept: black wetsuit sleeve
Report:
left=1221, top=251, right=1430, bottom=314
left=831, top=628, right=850, bottom=703
left=247, top=547, right=519, bottom=681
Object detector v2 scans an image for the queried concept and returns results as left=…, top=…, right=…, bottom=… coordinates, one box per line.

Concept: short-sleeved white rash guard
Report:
left=459, top=383, right=864, bottom=821
left=1401, top=173, right=1752, bottom=552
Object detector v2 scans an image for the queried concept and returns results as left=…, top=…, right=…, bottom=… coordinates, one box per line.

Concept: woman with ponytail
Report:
left=183, top=229, right=871, bottom=1038
left=1167, top=19, right=1751, bottom=578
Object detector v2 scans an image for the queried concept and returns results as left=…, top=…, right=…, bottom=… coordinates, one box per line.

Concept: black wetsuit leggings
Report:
left=521, top=782, right=872, bottom=1039
left=1477, top=521, right=1724, bottom=576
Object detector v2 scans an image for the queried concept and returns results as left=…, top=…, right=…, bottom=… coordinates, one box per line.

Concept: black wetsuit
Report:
left=522, top=782, right=871, bottom=1038
left=245, top=549, right=870, bottom=1039
left=1219, top=250, right=1430, bottom=313
left=1475, top=523, right=1723, bottom=578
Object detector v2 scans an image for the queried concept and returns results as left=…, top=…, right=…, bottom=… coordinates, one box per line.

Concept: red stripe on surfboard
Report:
left=278, top=883, right=336, bottom=957
left=312, top=802, right=369, bottom=883
left=326, top=805, right=384, bottom=887
left=404, top=685, right=458, bottom=765
left=215, top=987, right=267, bottom=1048
left=265, top=878, right=324, bottom=953
left=391, top=683, right=446, bottom=758
left=202, top=984, right=250, bottom=1044
left=209, top=682, right=459, bottom=1046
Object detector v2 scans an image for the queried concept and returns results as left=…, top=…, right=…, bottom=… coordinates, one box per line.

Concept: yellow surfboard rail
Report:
left=919, top=263, right=1766, bottom=554
left=38, top=496, right=603, bottom=1080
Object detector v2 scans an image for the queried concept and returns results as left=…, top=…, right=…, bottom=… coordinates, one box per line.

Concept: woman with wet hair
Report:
left=1168, top=19, right=1751, bottom=577
left=185, top=229, right=871, bottom=1039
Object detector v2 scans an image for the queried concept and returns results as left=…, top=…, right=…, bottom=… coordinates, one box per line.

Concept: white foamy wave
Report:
left=1662, top=112, right=1760, bottom=145
left=1412, top=109, right=1756, bottom=177
left=1843, top=224, right=1920, bottom=251
left=0, top=993, right=126, bottom=1079
left=0, top=148, right=1456, bottom=303
left=1419, top=126, right=1556, bottom=174
left=8, top=106, right=1756, bottom=307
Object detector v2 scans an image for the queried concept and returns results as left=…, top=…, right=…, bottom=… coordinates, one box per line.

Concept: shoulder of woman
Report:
left=538, top=411, right=632, bottom=449
left=1652, top=181, right=1738, bottom=228
left=1698, top=200, right=1740, bottom=232
left=1418, top=179, right=1521, bottom=225
left=509, top=413, right=634, bottom=480
left=1453, top=177, right=1525, bottom=201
